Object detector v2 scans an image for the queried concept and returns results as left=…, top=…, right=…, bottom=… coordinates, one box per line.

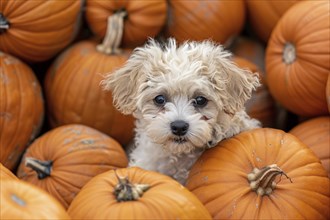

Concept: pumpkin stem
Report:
left=247, top=164, right=292, bottom=196
left=25, top=157, right=52, bottom=179
left=0, top=13, right=10, bottom=33
left=113, top=170, right=150, bottom=202
left=96, top=10, right=127, bottom=55
left=283, top=42, right=296, bottom=64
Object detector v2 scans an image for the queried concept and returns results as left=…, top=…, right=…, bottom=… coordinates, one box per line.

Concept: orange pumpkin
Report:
left=44, top=40, right=134, bottom=146
left=1, top=179, right=70, bottom=219
left=85, top=0, right=167, bottom=48
left=266, top=1, right=329, bottom=117
left=230, top=37, right=266, bottom=73
left=326, top=75, right=330, bottom=113
left=68, top=167, right=211, bottom=219
left=0, top=52, right=44, bottom=171
left=290, top=116, right=330, bottom=177
left=165, top=0, right=245, bottom=45
left=233, top=57, right=276, bottom=128
left=245, top=0, right=301, bottom=42
left=16, top=124, right=128, bottom=209
left=186, top=128, right=330, bottom=219
left=0, top=163, right=18, bottom=180
left=0, top=0, right=82, bottom=62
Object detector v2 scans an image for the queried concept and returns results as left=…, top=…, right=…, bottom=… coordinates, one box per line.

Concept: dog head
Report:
left=102, top=38, right=260, bottom=154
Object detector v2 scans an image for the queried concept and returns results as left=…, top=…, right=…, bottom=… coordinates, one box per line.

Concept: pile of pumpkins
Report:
left=1, top=0, right=329, bottom=219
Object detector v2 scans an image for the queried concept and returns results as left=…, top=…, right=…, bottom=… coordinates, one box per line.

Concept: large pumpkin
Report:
left=290, top=116, right=330, bottom=177
left=68, top=167, right=211, bottom=219
left=1, top=179, right=70, bottom=219
left=266, top=1, right=330, bottom=117
left=44, top=40, right=134, bottom=146
left=186, top=128, right=330, bottom=219
left=85, top=0, right=167, bottom=48
left=16, top=124, right=128, bottom=209
left=0, top=0, right=82, bottom=62
left=165, top=0, right=245, bottom=45
left=0, top=52, right=44, bottom=171
left=245, top=0, right=301, bottom=42
left=233, top=57, right=276, bottom=128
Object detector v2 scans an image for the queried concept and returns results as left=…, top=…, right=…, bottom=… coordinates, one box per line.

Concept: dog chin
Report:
left=160, top=136, right=207, bottom=154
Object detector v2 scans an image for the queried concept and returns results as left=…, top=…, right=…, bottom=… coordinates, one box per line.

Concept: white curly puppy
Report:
left=102, top=38, right=260, bottom=184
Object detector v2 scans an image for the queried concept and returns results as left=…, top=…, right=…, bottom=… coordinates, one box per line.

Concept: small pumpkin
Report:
left=0, top=52, right=44, bottom=171
left=186, top=128, right=330, bottom=219
left=0, top=163, right=18, bottom=180
left=16, top=124, right=128, bottom=209
left=68, top=167, right=212, bottom=219
left=85, top=0, right=167, bottom=48
left=165, top=0, right=245, bottom=45
left=245, top=0, right=301, bottom=42
left=1, top=179, right=70, bottom=219
left=290, top=116, right=330, bottom=177
left=44, top=39, right=134, bottom=146
left=233, top=57, right=276, bottom=128
left=0, top=0, right=82, bottom=62
left=266, top=1, right=329, bottom=116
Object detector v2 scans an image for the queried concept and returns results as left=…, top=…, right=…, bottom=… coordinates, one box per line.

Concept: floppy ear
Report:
left=101, top=50, right=147, bottom=115
left=206, top=44, right=260, bottom=114
left=220, top=61, right=260, bottom=114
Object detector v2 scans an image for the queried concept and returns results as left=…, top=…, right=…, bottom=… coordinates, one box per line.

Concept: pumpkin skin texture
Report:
left=165, top=0, right=245, bottom=45
left=245, top=0, right=301, bottom=42
left=0, top=163, right=18, bottom=180
left=290, top=116, right=330, bottom=177
left=266, top=1, right=330, bottom=117
left=186, top=128, right=330, bottom=219
left=326, top=75, right=330, bottom=113
left=1, top=179, right=70, bottom=219
left=68, top=167, right=212, bottom=220
left=85, top=0, right=167, bottom=48
left=16, top=124, right=128, bottom=209
left=44, top=40, right=134, bottom=146
left=233, top=57, right=276, bottom=128
left=0, top=52, right=44, bottom=171
left=0, top=0, right=82, bottom=62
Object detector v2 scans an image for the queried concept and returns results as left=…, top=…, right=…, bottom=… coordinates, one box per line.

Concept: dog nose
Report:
left=170, top=120, right=189, bottom=136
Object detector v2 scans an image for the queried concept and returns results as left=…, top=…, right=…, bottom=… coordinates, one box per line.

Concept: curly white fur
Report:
left=102, top=38, right=261, bottom=184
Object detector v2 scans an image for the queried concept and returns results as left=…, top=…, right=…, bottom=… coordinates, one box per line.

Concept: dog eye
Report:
left=194, top=96, right=208, bottom=107
left=154, top=95, right=166, bottom=106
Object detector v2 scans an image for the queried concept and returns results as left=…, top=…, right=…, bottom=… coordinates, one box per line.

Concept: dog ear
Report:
left=206, top=44, right=260, bottom=114
left=101, top=51, right=147, bottom=115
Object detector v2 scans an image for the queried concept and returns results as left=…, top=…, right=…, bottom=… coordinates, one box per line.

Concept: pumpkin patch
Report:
left=0, top=1, right=329, bottom=219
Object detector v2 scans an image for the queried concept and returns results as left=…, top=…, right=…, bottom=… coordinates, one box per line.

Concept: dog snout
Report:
left=170, top=120, right=189, bottom=136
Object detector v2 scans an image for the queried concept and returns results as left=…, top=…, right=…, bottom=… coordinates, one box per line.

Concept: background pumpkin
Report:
left=326, top=75, right=330, bottom=113
left=165, top=0, right=245, bottom=45
left=232, top=56, right=276, bottom=128
left=289, top=116, right=330, bottom=177
left=186, top=128, right=330, bottom=219
left=16, top=124, right=128, bottom=209
left=265, top=1, right=330, bottom=117
left=245, top=0, right=301, bottom=43
left=0, top=0, right=82, bottom=62
left=0, top=52, right=44, bottom=171
left=1, top=179, right=70, bottom=219
left=68, top=167, right=211, bottom=219
left=44, top=40, right=134, bottom=146
left=85, top=0, right=167, bottom=48
left=0, top=163, right=18, bottom=180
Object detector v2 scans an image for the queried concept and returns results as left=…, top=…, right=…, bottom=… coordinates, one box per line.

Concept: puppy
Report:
left=102, top=38, right=260, bottom=184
